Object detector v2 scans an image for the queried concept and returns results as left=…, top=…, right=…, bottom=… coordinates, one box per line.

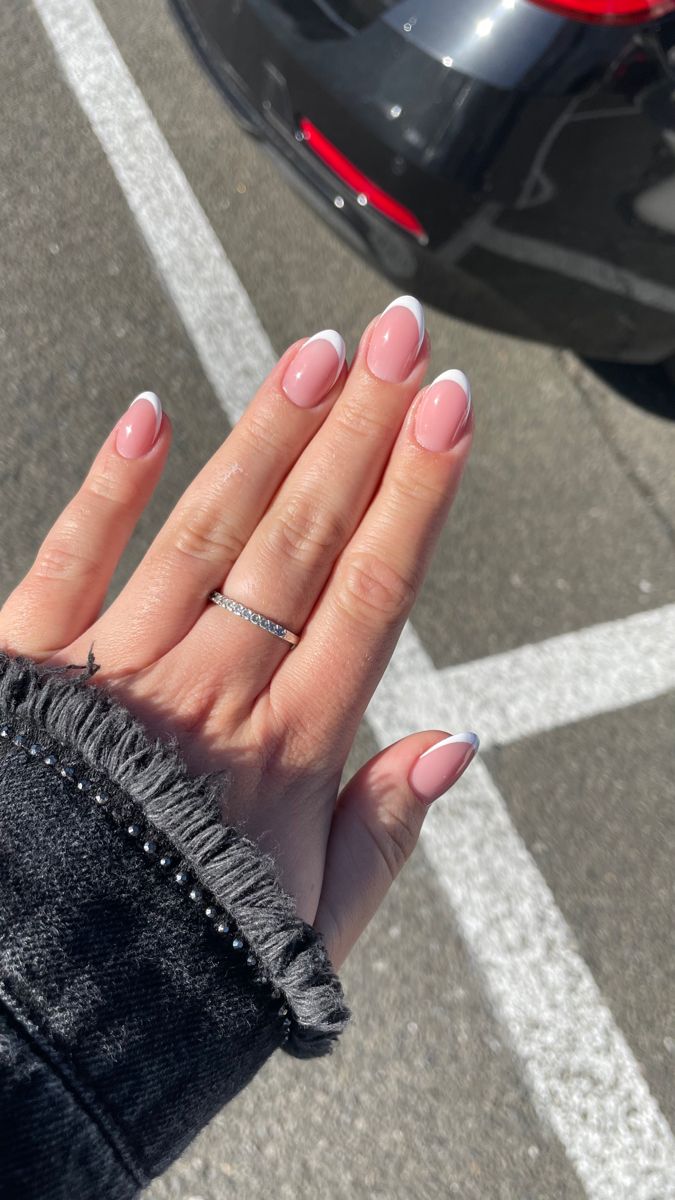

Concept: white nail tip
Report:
left=430, top=369, right=471, bottom=410
left=302, top=329, right=346, bottom=383
left=382, top=295, right=425, bottom=349
left=419, top=731, right=480, bottom=759
left=131, top=391, right=162, bottom=438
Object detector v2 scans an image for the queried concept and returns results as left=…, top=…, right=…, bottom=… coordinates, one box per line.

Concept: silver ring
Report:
left=208, top=591, right=300, bottom=648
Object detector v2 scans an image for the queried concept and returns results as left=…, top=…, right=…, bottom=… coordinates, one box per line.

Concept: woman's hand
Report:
left=0, top=297, right=477, bottom=968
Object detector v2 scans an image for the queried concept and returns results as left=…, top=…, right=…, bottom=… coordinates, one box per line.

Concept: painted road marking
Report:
left=31, top=1, right=675, bottom=1193
left=426, top=760, right=675, bottom=1200
left=370, top=617, right=675, bottom=1193
left=32, top=0, right=274, bottom=423
left=374, top=606, right=675, bottom=748
left=480, top=224, right=675, bottom=318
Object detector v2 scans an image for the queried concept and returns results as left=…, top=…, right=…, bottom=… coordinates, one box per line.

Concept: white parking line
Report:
left=422, top=760, right=675, bottom=1200
left=374, top=606, right=675, bottom=748
left=32, top=0, right=675, bottom=1194
left=32, top=0, right=275, bottom=423
left=368, top=631, right=675, bottom=1198
left=480, top=224, right=675, bottom=317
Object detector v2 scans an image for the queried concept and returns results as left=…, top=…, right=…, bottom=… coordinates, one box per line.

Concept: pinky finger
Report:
left=0, top=392, right=170, bottom=659
left=314, top=729, right=479, bottom=970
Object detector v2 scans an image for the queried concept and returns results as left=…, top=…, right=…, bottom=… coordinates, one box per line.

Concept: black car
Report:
left=171, top=0, right=675, bottom=364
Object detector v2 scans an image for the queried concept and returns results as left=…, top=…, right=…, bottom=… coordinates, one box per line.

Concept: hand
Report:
left=0, top=298, right=477, bottom=969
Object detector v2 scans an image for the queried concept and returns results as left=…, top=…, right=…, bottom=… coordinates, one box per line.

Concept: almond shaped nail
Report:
left=115, top=391, right=162, bottom=459
left=414, top=369, right=471, bottom=452
left=282, top=329, right=346, bottom=408
left=408, top=732, right=479, bottom=804
left=366, top=294, right=425, bottom=383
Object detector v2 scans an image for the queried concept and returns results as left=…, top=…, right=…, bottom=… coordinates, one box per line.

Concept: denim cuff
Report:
left=0, top=648, right=348, bottom=1195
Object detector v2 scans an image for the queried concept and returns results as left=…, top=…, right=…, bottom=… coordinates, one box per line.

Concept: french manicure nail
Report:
left=366, top=295, right=425, bottom=383
left=115, top=391, right=162, bottom=459
left=282, top=330, right=346, bottom=408
left=408, top=732, right=479, bottom=805
left=414, top=370, right=471, bottom=452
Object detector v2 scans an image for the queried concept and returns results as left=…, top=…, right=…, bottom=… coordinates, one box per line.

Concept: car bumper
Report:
left=171, top=0, right=675, bottom=362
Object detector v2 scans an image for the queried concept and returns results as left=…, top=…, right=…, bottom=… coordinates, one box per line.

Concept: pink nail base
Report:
left=115, top=392, right=162, bottom=459
left=366, top=296, right=424, bottom=383
left=408, top=732, right=479, bottom=805
left=282, top=330, right=345, bottom=408
left=414, top=371, right=471, bottom=452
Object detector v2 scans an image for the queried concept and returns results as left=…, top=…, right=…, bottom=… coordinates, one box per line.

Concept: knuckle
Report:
left=264, top=493, right=348, bottom=568
left=84, top=469, right=127, bottom=508
left=239, top=409, right=290, bottom=460
left=173, top=507, right=246, bottom=567
left=334, top=397, right=393, bottom=443
left=32, top=540, right=97, bottom=584
left=388, top=467, right=445, bottom=510
left=337, top=550, right=417, bottom=628
left=366, top=805, right=419, bottom=882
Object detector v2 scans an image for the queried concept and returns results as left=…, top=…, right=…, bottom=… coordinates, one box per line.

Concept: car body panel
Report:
left=171, top=0, right=675, bottom=361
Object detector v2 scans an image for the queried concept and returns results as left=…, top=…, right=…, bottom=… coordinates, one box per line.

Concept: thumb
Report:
left=314, top=729, right=479, bottom=970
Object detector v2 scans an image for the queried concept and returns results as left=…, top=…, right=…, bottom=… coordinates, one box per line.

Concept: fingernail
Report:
left=408, top=732, right=479, bottom=805
left=115, top=392, right=162, bottom=459
left=366, top=295, right=425, bottom=383
left=282, top=330, right=346, bottom=408
left=414, top=370, right=471, bottom=452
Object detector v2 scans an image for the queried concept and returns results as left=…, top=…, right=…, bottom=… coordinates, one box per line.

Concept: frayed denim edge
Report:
left=0, top=648, right=349, bottom=1057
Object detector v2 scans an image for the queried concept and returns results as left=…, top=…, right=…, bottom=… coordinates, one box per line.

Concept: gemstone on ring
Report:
left=207, top=591, right=299, bottom=647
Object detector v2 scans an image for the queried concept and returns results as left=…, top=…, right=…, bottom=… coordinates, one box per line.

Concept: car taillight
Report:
left=298, top=117, right=427, bottom=241
left=527, top=0, right=675, bottom=22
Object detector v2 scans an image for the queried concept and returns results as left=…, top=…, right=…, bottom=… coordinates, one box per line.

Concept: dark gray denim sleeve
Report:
left=0, top=649, right=349, bottom=1199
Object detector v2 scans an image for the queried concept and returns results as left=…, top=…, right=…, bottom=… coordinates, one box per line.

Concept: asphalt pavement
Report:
left=1, top=1, right=674, bottom=1197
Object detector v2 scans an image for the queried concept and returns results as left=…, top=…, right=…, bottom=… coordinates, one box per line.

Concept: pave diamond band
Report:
left=208, top=591, right=300, bottom=647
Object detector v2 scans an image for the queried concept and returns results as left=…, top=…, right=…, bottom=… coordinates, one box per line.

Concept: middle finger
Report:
left=192, top=296, right=429, bottom=710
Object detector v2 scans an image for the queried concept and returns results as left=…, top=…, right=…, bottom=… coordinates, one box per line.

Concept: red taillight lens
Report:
left=527, top=0, right=675, bottom=21
left=298, top=117, right=427, bottom=240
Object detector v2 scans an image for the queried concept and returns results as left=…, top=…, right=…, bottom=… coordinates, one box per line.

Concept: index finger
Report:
left=62, top=331, right=347, bottom=673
